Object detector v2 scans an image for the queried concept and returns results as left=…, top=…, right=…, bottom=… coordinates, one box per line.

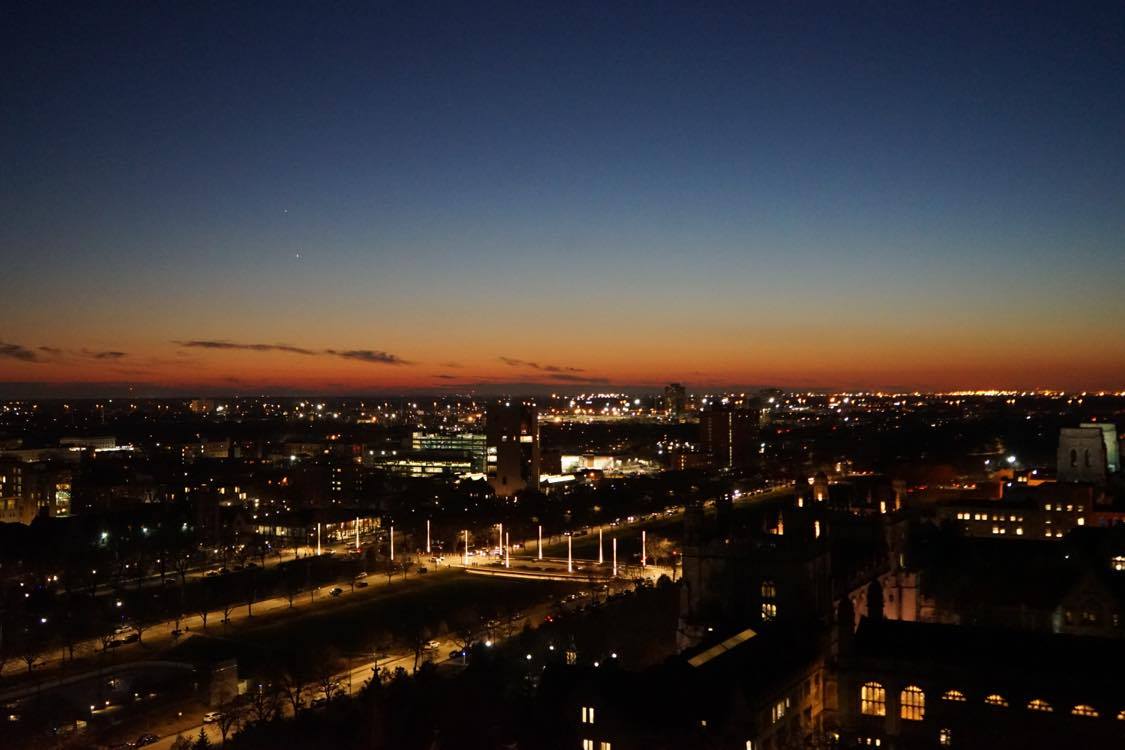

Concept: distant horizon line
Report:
left=0, top=383, right=1121, bottom=400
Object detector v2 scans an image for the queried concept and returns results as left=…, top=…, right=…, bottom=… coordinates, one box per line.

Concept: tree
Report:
left=192, top=726, right=212, bottom=750
left=173, top=553, right=193, bottom=588
left=244, top=568, right=258, bottom=617
left=215, top=699, right=242, bottom=746
left=313, top=646, right=341, bottom=702
left=280, top=653, right=312, bottom=715
left=246, top=681, right=280, bottom=725
left=194, top=583, right=213, bottom=630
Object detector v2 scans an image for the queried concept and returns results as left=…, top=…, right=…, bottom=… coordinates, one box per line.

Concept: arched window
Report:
left=1072, top=705, right=1099, bottom=717
left=1070, top=449, right=1078, bottom=467
left=1027, top=699, right=1053, bottom=712
left=942, top=689, right=966, bottom=702
left=900, top=686, right=925, bottom=720
left=984, top=694, right=1008, bottom=707
left=860, top=682, right=886, bottom=716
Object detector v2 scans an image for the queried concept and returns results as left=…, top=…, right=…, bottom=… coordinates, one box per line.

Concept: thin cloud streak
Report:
left=1, top=342, right=40, bottom=362
left=499, top=356, right=585, bottom=373
left=175, top=340, right=410, bottom=365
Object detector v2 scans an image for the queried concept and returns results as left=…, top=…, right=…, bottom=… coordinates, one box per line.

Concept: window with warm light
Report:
left=1116, top=709, right=1125, bottom=720
left=581, top=706, right=595, bottom=724
left=599, top=743, right=611, bottom=750
left=900, top=686, right=925, bottom=720
left=984, top=694, right=1008, bottom=707
left=942, top=689, right=966, bottom=702
left=1072, top=705, right=1099, bottom=717
left=1027, top=699, right=1052, bottom=712
left=938, top=728, right=952, bottom=747
left=582, top=741, right=594, bottom=750
left=861, top=682, right=886, bottom=716
left=762, top=602, right=777, bottom=621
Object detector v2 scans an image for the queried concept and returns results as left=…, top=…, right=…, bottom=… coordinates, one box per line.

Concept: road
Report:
left=142, top=584, right=583, bottom=749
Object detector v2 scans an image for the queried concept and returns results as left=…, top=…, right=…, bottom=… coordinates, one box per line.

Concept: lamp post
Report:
left=641, top=530, right=647, bottom=569
left=316, top=523, right=321, bottom=556
left=504, top=532, right=510, bottom=568
left=426, top=520, right=431, bottom=555
left=598, top=528, right=603, bottom=565
left=463, top=530, right=469, bottom=565
left=389, top=525, right=394, bottom=562
left=567, top=534, right=573, bottom=574
left=354, top=517, right=360, bottom=551
left=612, top=538, right=617, bottom=577
left=537, top=525, right=543, bottom=561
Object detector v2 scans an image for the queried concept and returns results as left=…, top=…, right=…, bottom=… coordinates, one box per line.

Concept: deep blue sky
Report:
left=2, top=1, right=1123, bottom=393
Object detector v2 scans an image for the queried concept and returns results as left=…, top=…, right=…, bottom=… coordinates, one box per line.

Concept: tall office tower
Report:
left=664, top=382, right=687, bottom=417
left=700, top=402, right=761, bottom=468
left=486, top=402, right=540, bottom=496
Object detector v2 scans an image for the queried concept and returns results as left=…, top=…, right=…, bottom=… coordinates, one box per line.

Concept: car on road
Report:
left=426, top=639, right=440, bottom=649
left=203, top=711, right=222, bottom=723
left=355, top=580, right=368, bottom=588
left=135, top=733, right=159, bottom=746
left=449, top=648, right=465, bottom=659
left=329, top=587, right=344, bottom=597
left=416, top=566, right=428, bottom=574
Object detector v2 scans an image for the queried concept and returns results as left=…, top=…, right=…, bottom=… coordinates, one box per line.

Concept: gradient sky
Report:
left=2, top=1, right=1124, bottom=395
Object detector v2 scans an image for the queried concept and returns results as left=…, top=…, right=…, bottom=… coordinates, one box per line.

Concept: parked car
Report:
left=416, top=567, right=428, bottom=574
left=203, top=711, right=222, bottom=723
left=135, top=733, right=159, bottom=747
left=355, top=580, right=368, bottom=588
left=329, top=587, right=344, bottom=597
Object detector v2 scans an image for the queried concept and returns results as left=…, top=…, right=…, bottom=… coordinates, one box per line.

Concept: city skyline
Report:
left=3, top=1, right=1124, bottom=395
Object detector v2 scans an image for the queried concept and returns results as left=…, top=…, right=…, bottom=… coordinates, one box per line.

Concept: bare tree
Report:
left=215, top=698, right=242, bottom=746
left=280, top=656, right=311, bottom=715
left=246, top=681, right=280, bottom=724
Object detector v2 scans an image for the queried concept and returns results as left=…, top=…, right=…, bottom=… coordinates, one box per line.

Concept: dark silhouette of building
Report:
left=699, top=402, right=761, bottom=469
left=663, top=383, right=687, bottom=417
left=486, top=401, right=540, bottom=497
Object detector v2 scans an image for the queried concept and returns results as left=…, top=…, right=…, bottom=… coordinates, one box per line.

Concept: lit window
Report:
left=939, top=728, right=952, bottom=747
left=581, top=706, right=595, bottom=724
left=762, top=602, right=777, bottom=621
left=1113, top=556, right=1125, bottom=571
left=599, top=743, right=611, bottom=750
left=984, top=694, right=1008, bottom=707
left=582, top=741, right=594, bottom=750
left=771, top=697, right=790, bottom=724
left=1077, top=517, right=1085, bottom=526
left=761, top=580, right=777, bottom=599
left=1027, top=699, right=1052, bottom=712
left=1116, top=709, right=1125, bottom=720
left=942, top=690, right=966, bottom=702
left=861, top=682, right=886, bottom=716
left=901, top=686, right=925, bottom=720
left=1072, top=705, right=1099, bottom=717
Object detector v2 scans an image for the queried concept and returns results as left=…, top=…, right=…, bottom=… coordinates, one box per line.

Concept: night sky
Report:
left=2, top=1, right=1123, bottom=395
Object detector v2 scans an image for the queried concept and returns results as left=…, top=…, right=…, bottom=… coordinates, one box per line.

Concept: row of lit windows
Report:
left=1044, top=503, right=1082, bottom=512
left=862, top=684, right=1123, bottom=720
left=580, top=741, right=611, bottom=750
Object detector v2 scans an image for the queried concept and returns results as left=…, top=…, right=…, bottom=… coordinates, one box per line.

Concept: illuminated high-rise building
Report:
left=486, top=402, right=540, bottom=496
left=664, top=383, right=687, bottom=417
left=700, top=402, right=760, bottom=468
